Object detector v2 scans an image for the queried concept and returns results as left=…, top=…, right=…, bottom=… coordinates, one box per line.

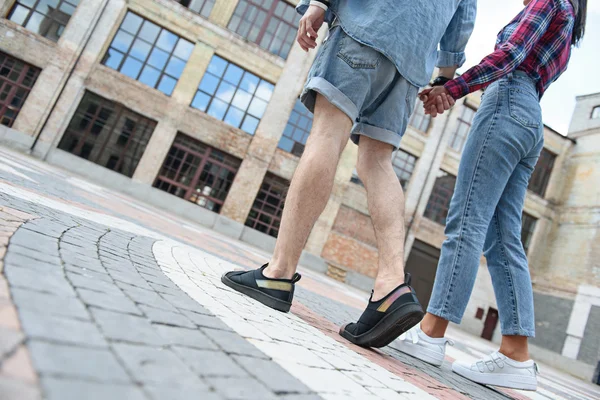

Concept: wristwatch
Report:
left=431, top=76, right=451, bottom=87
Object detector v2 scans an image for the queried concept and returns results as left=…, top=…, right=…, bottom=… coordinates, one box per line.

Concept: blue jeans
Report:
left=427, top=71, right=543, bottom=337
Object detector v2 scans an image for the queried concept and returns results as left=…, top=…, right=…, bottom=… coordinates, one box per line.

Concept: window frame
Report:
left=154, top=134, right=242, bottom=213
left=409, top=101, right=432, bottom=133
left=0, top=52, right=40, bottom=128
left=448, top=103, right=476, bottom=153
left=392, top=149, right=418, bottom=190
left=423, top=170, right=457, bottom=226
left=245, top=173, right=289, bottom=238
left=278, top=98, right=313, bottom=157
left=521, top=212, right=538, bottom=254
left=7, top=0, right=80, bottom=42
left=227, top=0, right=300, bottom=59
left=591, top=105, right=600, bottom=119
left=102, top=11, right=194, bottom=96
left=191, top=55, right=274, bottom=135
left=528, top=148, right=556, bottom=198
left=58, top=91, right=157, bottom=177
left=175, top=0, right=215, bottom=18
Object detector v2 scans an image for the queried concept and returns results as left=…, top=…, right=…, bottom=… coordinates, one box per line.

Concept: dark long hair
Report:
left=572, top=0, right=587, bottom=45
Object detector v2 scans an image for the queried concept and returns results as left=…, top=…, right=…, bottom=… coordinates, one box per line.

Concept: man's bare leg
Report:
left=356, top=137, right=406, bottom=301
left=263, top=94, right=352, bottom=279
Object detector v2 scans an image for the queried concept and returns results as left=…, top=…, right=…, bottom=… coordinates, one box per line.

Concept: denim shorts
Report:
left=301, top=25, right=418, bottom=149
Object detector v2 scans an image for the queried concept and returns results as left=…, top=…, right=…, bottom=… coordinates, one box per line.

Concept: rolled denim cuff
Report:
left=437, top=50, right=467, bottom=68
left=296, top=0, right=336, bottom=24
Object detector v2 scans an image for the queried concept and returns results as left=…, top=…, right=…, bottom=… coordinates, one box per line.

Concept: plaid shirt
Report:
left=445, top=0, right=575, bottom=100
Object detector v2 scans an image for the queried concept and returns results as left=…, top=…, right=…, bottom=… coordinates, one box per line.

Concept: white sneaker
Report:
left=391, top=325, right=453, bottom=366
left=452, top=351, right=539, bottom=391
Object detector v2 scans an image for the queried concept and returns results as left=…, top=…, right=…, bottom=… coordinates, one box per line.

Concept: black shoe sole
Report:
left=221, top=273, right=292, bottom=313
left=339, top=303, right=424, bottom=348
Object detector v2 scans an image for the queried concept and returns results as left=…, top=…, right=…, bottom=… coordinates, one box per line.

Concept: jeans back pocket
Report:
left=337, top=34, right=381, bottom=69
left=508, top=88, right=541, bottom=129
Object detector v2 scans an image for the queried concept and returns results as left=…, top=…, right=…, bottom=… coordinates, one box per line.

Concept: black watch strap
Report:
left=431, top=76, right=451, bottom=87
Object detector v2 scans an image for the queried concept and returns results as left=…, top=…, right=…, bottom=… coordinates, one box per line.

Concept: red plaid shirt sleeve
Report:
left=445, top=0, right=557, bottom=99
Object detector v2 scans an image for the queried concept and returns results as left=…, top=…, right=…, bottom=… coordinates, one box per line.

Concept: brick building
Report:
left=0, top=0, right=598, bottom=379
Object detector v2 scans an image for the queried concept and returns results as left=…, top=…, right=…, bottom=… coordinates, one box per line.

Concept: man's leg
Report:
left=263, top=94, right=352, bottom=279
left=356, top=137, right=405, bottom=301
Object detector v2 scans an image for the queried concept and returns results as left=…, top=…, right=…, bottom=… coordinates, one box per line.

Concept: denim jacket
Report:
left=297, top=0, right=477, bottom=88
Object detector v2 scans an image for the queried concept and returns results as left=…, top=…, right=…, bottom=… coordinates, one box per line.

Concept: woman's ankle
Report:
left=420, top=313, right=449, bottom=338
left=499, top=335, right=530, bottom=362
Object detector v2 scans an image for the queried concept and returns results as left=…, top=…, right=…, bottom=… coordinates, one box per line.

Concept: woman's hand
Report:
left=297, top=5, right=325, bottom=52
left=419, top=86, right=455, bottom=118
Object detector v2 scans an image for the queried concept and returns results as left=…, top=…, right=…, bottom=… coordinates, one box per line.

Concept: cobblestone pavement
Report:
left=0, top=147, right=599, bottom=400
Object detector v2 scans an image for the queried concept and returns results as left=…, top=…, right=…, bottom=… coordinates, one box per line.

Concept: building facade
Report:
left=0, top=0, right=598, bottom=379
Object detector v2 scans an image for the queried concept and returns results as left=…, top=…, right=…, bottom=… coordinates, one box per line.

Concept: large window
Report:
left=409, top=102, right=431, bottom=133
left=175, top=0, right=215, bottom=18
left=278, top=99, right=313, bottom=156
left=58, top=92, right=156, bottom=177
left=102, top=12, right=194, bottom=96
left=592, top=106, right=600, bottom=119
left=528, top=148, right=556, bottom=197
left=245, top=173, right=289, bottom=238
left=449, top=105, right=476, bottom=152
left=192, top=55, right=274, bottom=135
left=0, top=52, right=40, bottom=127
left=521, top=213, right=537, bottom=253
left=424, top=171, right=456, bottom=225
left=8, top=0, right=79, bottom=41
left=228, top=0, right=300, bottom=59
left=393, top=150, right=418, bottom=190
left=154, top=134, right=241, bottom=213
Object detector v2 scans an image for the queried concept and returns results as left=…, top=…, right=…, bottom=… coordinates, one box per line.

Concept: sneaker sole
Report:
left=339, top=303, right=424, bottom=348
left=452, top=362, right=537, bottom=391
left=390, top=341, right=445, bottom=366
left=221, top=274, right=292, bottom=313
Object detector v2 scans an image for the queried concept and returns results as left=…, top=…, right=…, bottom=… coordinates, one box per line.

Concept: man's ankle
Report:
left=263, top=264, right=295, bottom=280
left=372, top=275, right=404, bottom=302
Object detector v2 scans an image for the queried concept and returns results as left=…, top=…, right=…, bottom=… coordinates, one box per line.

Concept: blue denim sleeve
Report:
left=437, top=0, right=477, bottom=68
left=296, top=0, right=336, bottom=25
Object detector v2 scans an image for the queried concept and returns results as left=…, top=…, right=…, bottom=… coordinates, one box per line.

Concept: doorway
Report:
left=405, top=240, right=440, bottom=309
left=481, top=307, right=499, bottom=340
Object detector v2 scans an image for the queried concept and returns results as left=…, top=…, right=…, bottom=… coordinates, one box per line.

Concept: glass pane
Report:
left=248, top=97, right=267, bottom=118
left=59, top=2, right=75, bottom=16
left=224, top=107, right=244, bottom=128
left=223, top=64, right=243, bottom=86
left=191, top=91, right=210, bottom=111
left=255, top=80, right=273, bottom=101
left=239, top=73, right=259, bottom=94
left=24, top=11, right=45, bottom=35
left=241, top=115, right=259, bottom=134
left=36, top=0, right=59, bottom=15
left=173, top=40, right=194, bottom=60
left=103, top=49, right=124, bottom=70
left=215, top=81, right=236, bottom=103
left=121, top=12, right=143, bottom=34
left=278, top=136, right=294, bottom=152
left=147, top=47, right=169, bottom=70
left=231, top=90, right=252, bottom=111
left=207, top=98, right=227, bottom=120
left=138, top=21, right=160, bottom=43
left=19, top=0, right=36, bottom=8
left=165, top=57, right=186, bottom=78
left=8, top=5, right=29, bottom=25
left=207, top=56, right=228, bottom=77
left=156, top=30, right=178, bottom=52
left=130, top=38, right=152, bottom=61
left=120, top=56, right=143, bottom=79
left=138, top=65, right=161, bottom=88
left=198, top=73, right=219, bottom=95
left=158, top=75, right=177, bottom=95
left=112, top=30, right=134, bottom=53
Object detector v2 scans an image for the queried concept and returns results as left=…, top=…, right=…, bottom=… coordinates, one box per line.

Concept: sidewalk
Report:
left=0, top=147, right=598, bottom=400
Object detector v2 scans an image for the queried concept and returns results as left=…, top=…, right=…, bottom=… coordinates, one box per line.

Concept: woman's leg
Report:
left=423, top=81, right=542, bottom=335
left=483, top=142, right=542, bottom=360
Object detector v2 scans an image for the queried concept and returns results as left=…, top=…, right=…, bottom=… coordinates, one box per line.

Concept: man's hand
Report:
left=419, top=86, right=455, bottom=118
left=297, top=5, right=325, bottom=52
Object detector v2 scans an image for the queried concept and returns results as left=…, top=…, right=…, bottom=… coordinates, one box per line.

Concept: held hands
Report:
left=297, top=5, right=326, bottom=51
left=419, top=86, right=455, bottom=118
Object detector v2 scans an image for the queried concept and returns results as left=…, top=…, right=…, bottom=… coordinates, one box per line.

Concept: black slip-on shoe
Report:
left=221, top=264, right=301, bottom=313
left=339, top=273, right=424, bottom=348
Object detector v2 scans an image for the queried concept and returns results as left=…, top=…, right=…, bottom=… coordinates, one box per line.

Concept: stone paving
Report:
left=0, top=147, right=599, bottom=400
